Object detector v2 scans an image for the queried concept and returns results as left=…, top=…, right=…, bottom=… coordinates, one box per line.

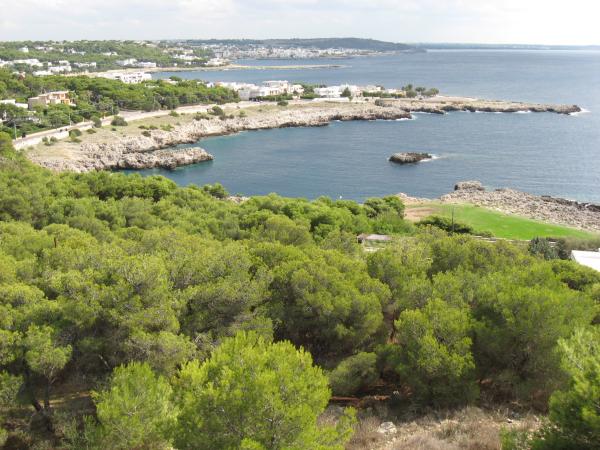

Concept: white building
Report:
left=19, top=47, right=29, bottom=53
left=6, top=59, right=43, bottom=68
left=263, top=80, right=291, bottom=92
left=99, top=71, right=152, bottom=84
left=571, top=250, right=600, bottom=272
left=135, top=61, right=157, bottom=69
left=291, top=84, right=305, bottom=95
left=206, top=58, right=229, bottom=67
left=314, top=86, right=342, bottom=98
left=116, top=58, right=137, bottom=66
left=74, top=62, right=98, bottom=69
left=0, top=99, right=28, bottom=109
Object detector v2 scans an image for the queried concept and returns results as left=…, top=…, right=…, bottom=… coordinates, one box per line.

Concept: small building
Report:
left=571, top=250, right=600, bottom=272
left=99, top=71, right=152, bottom=84
left=314, top=86, right=342, bottom=98
left=135, top=61, right=157, bottom=69
left=116, top=58, right=137, bottom=66
left=28, top=91, right=73, bottom=109
left=0, top=99, right=28, bottom=109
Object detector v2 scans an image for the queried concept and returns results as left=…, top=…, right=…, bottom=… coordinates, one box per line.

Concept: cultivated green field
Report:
left=407, top=203, right=597, bottom=240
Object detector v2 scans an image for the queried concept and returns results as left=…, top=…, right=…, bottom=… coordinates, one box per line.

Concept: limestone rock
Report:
left=454, top=181, right=485, bottom=191
left=389, top=152, right=432, bottom=164
left=377, top=422, right=397, bottom=435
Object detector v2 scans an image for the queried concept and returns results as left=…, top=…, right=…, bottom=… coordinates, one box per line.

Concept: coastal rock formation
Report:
left=389, top=152, right=432, bottom=164
left=441, top=181, right=600, bottom=232
left=454, top=181, right=485, bottom=191
left=37, top=140, right=213, bottom=172
left=29, top=97, right=582, bottom=172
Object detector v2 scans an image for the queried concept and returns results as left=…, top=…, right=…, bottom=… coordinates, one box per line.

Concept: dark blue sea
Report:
left=143, top=51, right=600, bottom=202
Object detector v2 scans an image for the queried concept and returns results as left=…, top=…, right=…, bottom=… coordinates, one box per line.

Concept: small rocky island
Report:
left=389, top=152, right=432, bottom=164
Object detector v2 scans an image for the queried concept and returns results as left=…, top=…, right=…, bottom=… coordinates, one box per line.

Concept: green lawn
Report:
left=407, top=203, right=597, bottom=240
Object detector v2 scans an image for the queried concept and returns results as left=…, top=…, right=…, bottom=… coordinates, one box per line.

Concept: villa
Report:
left=99, top=71, right=152, bottom=84
left=28, top=91, right=74, bottom=109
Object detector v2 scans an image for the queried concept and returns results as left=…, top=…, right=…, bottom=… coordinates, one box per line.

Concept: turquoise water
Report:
left=141, top=50, right=600, bottom=202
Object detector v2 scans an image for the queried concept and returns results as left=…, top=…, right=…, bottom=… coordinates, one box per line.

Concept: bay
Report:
left=141, top=50, right=600, bottom=202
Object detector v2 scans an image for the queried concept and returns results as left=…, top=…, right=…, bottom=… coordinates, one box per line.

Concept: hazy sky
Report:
left=1, top=0, right=599, bottom=45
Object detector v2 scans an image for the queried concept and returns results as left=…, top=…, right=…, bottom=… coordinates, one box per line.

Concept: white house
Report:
left=116, top=58, right=137, bottom=66
left=263, top=80, right=291, bottom=92
left=206, top=58, right=229, bottom=67
left=99, top=71, right=152, bottom=84
left=0, top=99, right=28, bottom=109
left=314, top=86, right=342, bottom=98
left=571, top=250, right=600, bottom=272
left=135, top=61, right=157, bottom=69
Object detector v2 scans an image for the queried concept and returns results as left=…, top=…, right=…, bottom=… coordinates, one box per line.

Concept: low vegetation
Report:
left=0, top=131, right=599, bottom=448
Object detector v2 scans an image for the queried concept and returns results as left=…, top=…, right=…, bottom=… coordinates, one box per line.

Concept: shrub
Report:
left=418, top=215, right=474, bottom=234
left=86, top=128, right=96, bottom=134
left=209, top=106, right=225, bottom=117
left=202, top=183, right=228, bottom=199
left=277, top=100, right=289, bottom=107
left=91, top=362, right=176, bottom=449
left=530, top=328, right=600, bottom=449
left=529, top=237, right=559, bottom=260
left=68, top=129, right=82, bottom=138
left=141, top=130, right=151, bottom=137
left=110, top=116, right=128, bottom=127
left=169, top=110, right=179, bottom=117
left=329, top=352, right=378, bottom=395
left=92, top=117, right=102, bottom=128
left=173, top=332, right=355, bottom=450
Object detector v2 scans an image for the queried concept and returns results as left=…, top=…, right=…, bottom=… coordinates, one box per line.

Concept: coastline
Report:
left=82, top=63, right=346, bottom=77
left=400, top=182, right=600, bottom=233
left=25, top=97, right=581, bottom=173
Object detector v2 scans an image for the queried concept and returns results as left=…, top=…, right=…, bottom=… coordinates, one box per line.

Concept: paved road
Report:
left=12, top=101, right=265, bottom=149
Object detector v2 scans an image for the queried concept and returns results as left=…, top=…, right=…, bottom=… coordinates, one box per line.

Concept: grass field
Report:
left=406, top=203, right=597, bottom=240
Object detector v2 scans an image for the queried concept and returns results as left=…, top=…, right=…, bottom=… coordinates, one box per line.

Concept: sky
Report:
left=0, top=0, right=599, bottom=45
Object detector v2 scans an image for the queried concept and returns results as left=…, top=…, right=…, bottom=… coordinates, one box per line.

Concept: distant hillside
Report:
left=185, top=38, right=417, bottom=52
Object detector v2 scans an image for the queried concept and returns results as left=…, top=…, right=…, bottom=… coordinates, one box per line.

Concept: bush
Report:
left=529, top=237, right=559, bottom=260
left=169, top=110, right=179, bottom=117
left=526, top=328, right=600, bottom=449
left=418, top=215, right=474, bottom=234
left=92, top=117, right=102, bottom=128
left=202, top=183, right=228, bottom=199
left=110, top=116, right=128, bottom=127
left=209, top=106, right=225, bottom=117
left=277, top=100, right=289, bottom=107
left=141, top=130, right=151, bottom=137
left=329, top=352, right=378, bottom=395
left=173, top=332, right=355, bottom=450
left=86, top=128, right=96, bottom=134
left=68, top=129, right=82, bottom=138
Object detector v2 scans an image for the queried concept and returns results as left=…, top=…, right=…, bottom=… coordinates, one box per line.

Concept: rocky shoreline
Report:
left=29, top=98, right=581, bottom=172
left=440, top=181, right=600, bottom=233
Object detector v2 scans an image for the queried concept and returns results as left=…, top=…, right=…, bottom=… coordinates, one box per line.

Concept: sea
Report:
left=141, top=50, right=600, bottom=202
